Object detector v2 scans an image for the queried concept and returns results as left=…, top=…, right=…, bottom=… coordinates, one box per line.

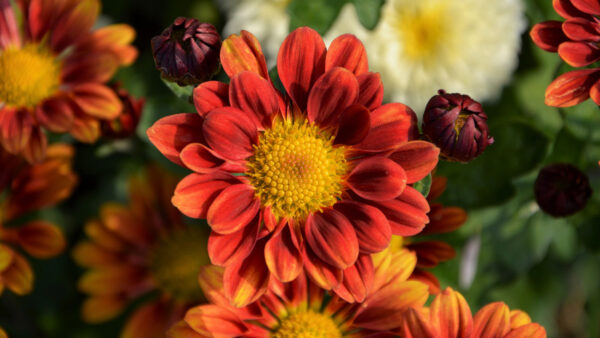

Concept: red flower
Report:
left=0, top=0, right=137, bottom=162
left=101, top=83, right=145, bottom=139
left=147, top=27, right=439, bottom=307
left=530, top=0, right=600, bottom=107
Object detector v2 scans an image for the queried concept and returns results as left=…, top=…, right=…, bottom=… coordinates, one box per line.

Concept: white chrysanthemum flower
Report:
left=219, top=0, right=290, bottom=67
left=326, top=0, right=525, bottom=115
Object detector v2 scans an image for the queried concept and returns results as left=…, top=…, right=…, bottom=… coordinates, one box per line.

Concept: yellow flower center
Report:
left=395, top=1, right=449, bottom=61
left=272, top=311, right=341, bottom=338
left=149, top=226, right=209, bottom=301
left=0, top=44, right=61, bottom=108
left=246, top=118, right=347, bottom=220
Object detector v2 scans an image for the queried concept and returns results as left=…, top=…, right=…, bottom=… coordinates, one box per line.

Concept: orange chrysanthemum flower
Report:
left=398, top=287, right=547, bottom=338
left=0, top=0, right=137, bottom=162
left=168, top=248, right=428, bottom=337
left=0, top=144, right=76, bottom=296
left=147, top=26, right=440, bottom=307
left=73, top=166, right=212, bottom=338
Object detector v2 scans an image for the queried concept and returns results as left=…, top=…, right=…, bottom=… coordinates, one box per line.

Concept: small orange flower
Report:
left=0, top=0, right=137, bottom=162
left=73, top=166, right=212, bottom=338
left=148, top=26, right=439, bottom=307
left=398, top=287, right=547, bottom=338
left=0, top=144, right=76, bottom=296
left=168, top=248, right=428, bottom=337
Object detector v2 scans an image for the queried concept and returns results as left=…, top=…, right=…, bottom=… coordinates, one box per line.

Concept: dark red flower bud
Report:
left=422, top=90, right=494, bottom=162
left=534, top=163, right=592, bottom=217
left=151, top=17, right=221, bottom=86
left=101, top=83, right=145, bottom=139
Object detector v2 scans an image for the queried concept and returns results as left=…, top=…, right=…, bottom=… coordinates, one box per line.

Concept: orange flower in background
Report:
left=0, top=144, right=76, bottom=296
left=398, top=287, right=547, bottom=338
left=147, top=26, right=440, bottom=307
left=73, top=166, right=212, bottom=338
left=0, top=0, right=137, bottom=162
left=168, top=248, right=428, bottom=337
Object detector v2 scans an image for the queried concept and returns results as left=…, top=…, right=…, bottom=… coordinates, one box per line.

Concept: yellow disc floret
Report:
left=0, top=44, right=61, bottom=108
left=272, top=311, right=342, bottom=338
left=149, top=226, right=209, bottom=301
left=247, top=118, right=347, bottom=220
left=395, top=1, right=449, bottom=62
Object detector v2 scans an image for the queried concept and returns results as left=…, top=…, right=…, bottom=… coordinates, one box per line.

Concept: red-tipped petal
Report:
left=223, top=241, right=270, bottom=307
left=180, top=143, right=226, bottom=173
left=325, top=34, right=368, bottom=75
left=193, top=81, right=229, bottom=116
left=472, top=302, right=511, bottom=338
left=559, top=41, right=600, bottom=67
left=563, top=18, right=600, bottom=42
left=62, top=53, right=118, bottom=84
left=307, top=67, right=359, bottom=127
left=407, top=241, right=456, bottom=268
left=265, top=223, right=303, bottom=282
left=0, top=245, right=14, bottom=272
left=50, top=0, right=99, bottom=51
left=36, top=97, right=74, bottom=133
left=185, top=305, right=249, bottom=336
left=333, top=254, right=374, bottom=303
left=334, top=104, right=370, bottom=145
left=23, top=126, right=47, bottom=164
left=430, top=287, right=473, bottom=338
left=229, top=71, right=279, bottom=129
left=220, top=30, right=269, bottom=79
left=0, top=108, right=32, bottom=155
left=590, top=78, right=600, bottom=105
left=504, top=323, right=547, bottom=338
left=554, top=0, right=592, bottom=18
left=397, top=307, right=438, bottom=338
left=172, top=172, right=239, bottom=219
left=572, top=0, right=600, bottom=15
left=207, top=183, right=260, bottom=235
left=422, top=205, right=468, bottom=235
left=369, top=186, right=430, bottom=236
left=278, top=27, right=327, bottom=110
left=334, top=201, right=391, bottom=254
left=3, top=253, right=33, bottom=295
left=388, top=141, right=439, bottom=184
left=146, top=113, right=205, bottom=166
left=203, top=107, right=258, bottom=161
left=353, top=103, right=419, bottom=153
left=305, top=209, right=359, bottom=269
left=72, top=83, right=122, bottom=120
left=357, top=72, right=384, bottom=111
left=530, top=21, right=568, bottom=52
left=409, top=269, right=441, bottom=294
left=15, top=221, right=66, bottom=259
left=545, top=69, right=600, bottom=107
left=347, top=157, right=407, bottom=201
left=208, top=215, right=259, bottom=266
left=302, top=244, right=342, bottom=290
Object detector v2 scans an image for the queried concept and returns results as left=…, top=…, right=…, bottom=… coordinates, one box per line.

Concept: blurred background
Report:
left=1, top=0, right=599, bottom=337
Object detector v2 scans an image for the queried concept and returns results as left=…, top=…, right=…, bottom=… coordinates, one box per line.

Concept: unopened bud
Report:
left=534, top=163, right=592, bottom=217
left=101, top=83, right=144, bottom=139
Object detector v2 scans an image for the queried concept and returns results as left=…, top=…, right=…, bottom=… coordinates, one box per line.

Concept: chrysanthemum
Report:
left=398, top=287, right=547, bottom=338
left=167, top=248, right=428, bottom=337
left=531, top=0, right=600, bottom=107
left=327, top=0, right=525, bottom=114
left=0, top=0, right=137, bottom=162
left=0, top=144, right=76, bottom=297
left=218, top=0, right=290, bottom=67
left=148, top=27, right=440, bottom=307
left=73, top=166, right=212, bottom=338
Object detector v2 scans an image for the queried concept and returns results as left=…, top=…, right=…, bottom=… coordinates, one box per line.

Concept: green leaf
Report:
left=269, top=66, right=286, bottom=94
left=412, top=174, right=432, bottom=197
left=352, top=0, right=384, bottom=30
left=161, top=77, right=194, bottom=103
left=545, top=127, right=586, bottom=165
left=288, top=0, right=348, bottom=35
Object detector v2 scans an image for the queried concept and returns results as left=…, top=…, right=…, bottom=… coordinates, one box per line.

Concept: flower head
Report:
left=422, top=90, right=493, bottom=162
left=531, top=0, right=600, bottom=107
left=151, top=17, right=221, bottom=86
left=147, top=27, right=440, bottom=307
left=534, top=163, right=592, bottom=217
left=73, top=166, right=212, bottom=337
left=101, top=83, right=145, bottom=139
left=168, top=248, right=428, bottom=337
left=398, top=287, right=547, bottom=338
left=0, top=144, right=76, bottom=296
left=0, top=0, right=137, bottom=162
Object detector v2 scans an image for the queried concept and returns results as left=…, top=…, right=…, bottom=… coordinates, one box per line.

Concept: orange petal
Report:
left=121, top=301, right=168, bottom=338
left=305, top=209, right=359, bottom=269
left=207, top=183, right=260, bottom=235
left=409, top=269, right=441, bottom=295
left=529, top=21, right=567, bottom=52
left=220, top=30, right=269, bottom=79
left=62, top=52, right=119, bottom=84
left=15, top=221, right=66, bottom=258
left=504, top=323, right=547, bottom=338
left=83, top=220, right=126, bottom=252
left=325, top=34, right=368, bottom=75
left=558, top=41, right=600, bottom=67
left=223, top=241, right=270, bottom=307
left=50, top=0, right=100, bottom=51
left=353, top=103, right=419, bottom=153
left=100, top=203, right=151, bottom=246
left=172, top=172, right=239, bottom=219
left=193, top=81, right=229, bottom=116
left=146, top=113, right=205, bottom=166
left=22, top=126, right=47, bottom=163
left=510, top=310, right=532, bottom=329
left=167, top=320, right=204, bottom=338
left=372, top=248, right=417, bottom=292
left=72, top=83, right=122, bottom=120
left=347, top=156, right=407, bottom=201
left=472, top=302, right=511, bottom=338
left=70, top=107, right=101, bottom=143
left=0, top=244, right=15, bottom=272
left=202, top=107, right=258, bottom=161
left=0, top=108, right=33, bottom=155
left=545, top=69, right=600, bottom=107
left=81, top=295, right=127, bottom=323
left=78, top=265, right=142, bottom=295
left=208, top=215, right=259, bottom=266
left=185, top=304, right=249, bottom=336
left=197, top=265, right=229, bottom=306
left=265, top=223, right=303, bottom=282
left=80, top=24, right=138, bottom=65
left=72, top=241, right=119, bottom=267
left=3, top=252, right=33, bottom=295
left=334, top=200, right=391, bottom=254
left=388, top=141, right=439, bottom=184
left=302, top=244, right=342, bottom=290
left=430, top=287, right=473, bottom=338
left=332, top=254, right=374, bottom=303
left=397, top=307, right=437, bottom=338
left=36, top=97, right=74, bottom=133
left=572, top=0, right=600, bottom=15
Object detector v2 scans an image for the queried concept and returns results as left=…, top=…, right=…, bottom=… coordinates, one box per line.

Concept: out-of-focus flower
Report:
left=422, top=90, right=493, bottom=162
left=101, top=83, right=145, bottom=139
left=534, top=163, right=592, bottom=217
left=151, top=17, right=221, bottom=86
left=219, top=0, right=290, bottom=67
left=0, top=144, right=76, bottom=296
left=326, top=0, right=525, bottom=114
left=73, top=166, right=212, bottom=337
left=147, top=27, right=440, bottom=307
left=398, top=287, right=547, bottom=338
left=167, top=248, right=428, bottom=337
left=531, top=0, right=600, bottom=107
left=0, top=0, right=137, bottom=162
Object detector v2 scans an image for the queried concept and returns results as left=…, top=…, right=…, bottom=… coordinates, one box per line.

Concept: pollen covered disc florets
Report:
left=272, top=311, right=342, bottom=338
left=0, top=44, right=61, bottom=108
left=246, top=118, right=347, bottom=220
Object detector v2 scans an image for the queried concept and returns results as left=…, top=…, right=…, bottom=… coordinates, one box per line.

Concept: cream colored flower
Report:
left=326, top=0, right=525, bottom=115
left=219, top=0, right=291, bottom=67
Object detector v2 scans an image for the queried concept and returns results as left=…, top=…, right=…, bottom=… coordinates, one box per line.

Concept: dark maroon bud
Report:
left=534, top=163, right=592, bottom=217
left=151, top=17, right=221, bottom=86
left=101, top=83, right=145, bottom=139
left=422, top=90, right=494, bottom=162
